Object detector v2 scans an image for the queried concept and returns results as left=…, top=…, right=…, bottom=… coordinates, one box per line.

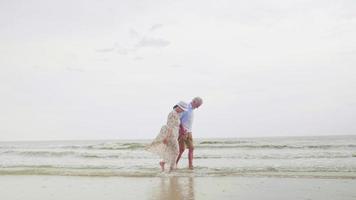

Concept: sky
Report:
left=0, top=0, right=355, bottom=141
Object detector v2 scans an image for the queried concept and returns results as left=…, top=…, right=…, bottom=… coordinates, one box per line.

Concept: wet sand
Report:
left=0, top=175, right=355, bottom=200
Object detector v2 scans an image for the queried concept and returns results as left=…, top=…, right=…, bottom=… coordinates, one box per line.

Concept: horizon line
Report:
left=1, top=134, right=355, bottom=143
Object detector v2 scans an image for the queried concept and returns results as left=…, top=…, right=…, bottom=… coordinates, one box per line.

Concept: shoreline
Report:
left=1, top=168, right=355, bottom=179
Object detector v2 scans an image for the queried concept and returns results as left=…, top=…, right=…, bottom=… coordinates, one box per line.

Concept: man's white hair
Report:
left=192, top=97, right=203, bottom=105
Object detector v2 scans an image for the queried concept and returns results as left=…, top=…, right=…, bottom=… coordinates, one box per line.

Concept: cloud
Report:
left=133, top=56, right=144, bottom=61
left=94, top=25, right=169, bottom=59
left=93, top=58, right=110, bottom=62
left=136, top=37, right=170, bottom=48
left=129, top=28, right=140, bottom=38
left=169, top=64, right=182, bottom=68
left=32, top=65, right=49, bottom=71
left=117, top=48, right=130, bottom=55
left=65, top=67, right=85, bottom=72
left=150, top=24, right=164, bottom=31
left=95, top=48, right=115, bottom=53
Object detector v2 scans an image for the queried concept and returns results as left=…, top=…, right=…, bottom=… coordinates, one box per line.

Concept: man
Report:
left=176, top=97, right=203, bottom=169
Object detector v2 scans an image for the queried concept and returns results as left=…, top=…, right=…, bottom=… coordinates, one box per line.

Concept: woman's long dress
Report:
left=146, top=110, right=180, bottom=169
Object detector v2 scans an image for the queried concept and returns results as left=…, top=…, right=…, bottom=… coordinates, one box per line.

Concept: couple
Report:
left=146, top=97, right=203, bottom=172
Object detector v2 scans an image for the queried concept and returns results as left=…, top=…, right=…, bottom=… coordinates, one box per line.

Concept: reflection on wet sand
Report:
left=150, top=177, right=195, bottom=200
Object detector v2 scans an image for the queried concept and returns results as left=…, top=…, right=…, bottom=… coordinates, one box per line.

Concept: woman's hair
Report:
left=173, top=105, right=178, bottom=109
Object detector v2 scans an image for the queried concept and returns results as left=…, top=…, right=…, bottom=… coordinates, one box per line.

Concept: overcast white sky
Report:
left=1, top=0, right=355, bottom=141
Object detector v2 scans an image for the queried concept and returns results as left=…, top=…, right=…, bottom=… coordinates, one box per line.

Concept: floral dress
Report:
left=146, top=110, right=180, bottom=169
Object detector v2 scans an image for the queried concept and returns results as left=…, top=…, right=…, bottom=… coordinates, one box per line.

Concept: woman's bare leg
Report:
left=159, top=161, right=165, bottom=172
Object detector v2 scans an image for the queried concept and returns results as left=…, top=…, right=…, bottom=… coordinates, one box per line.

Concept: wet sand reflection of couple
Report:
left=150, top=177, right=195, bottom=200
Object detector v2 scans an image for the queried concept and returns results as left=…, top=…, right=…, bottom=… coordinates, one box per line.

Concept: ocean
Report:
left=1, top=135, right=355, bottom=178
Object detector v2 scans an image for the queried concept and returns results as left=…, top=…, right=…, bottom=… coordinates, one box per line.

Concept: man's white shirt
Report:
left=180, top=103, right=194, bottom=132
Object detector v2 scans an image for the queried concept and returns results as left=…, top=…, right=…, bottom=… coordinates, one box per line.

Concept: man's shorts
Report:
left=178, top=132, right=194, bottom=149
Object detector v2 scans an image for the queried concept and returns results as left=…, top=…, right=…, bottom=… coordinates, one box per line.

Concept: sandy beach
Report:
left=0, top=175, right=355, bottom=200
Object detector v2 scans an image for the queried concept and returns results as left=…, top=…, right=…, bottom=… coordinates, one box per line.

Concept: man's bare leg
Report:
left=188, top=147, right=194, bottom=169
left=176, top=136, right=185, bottom=166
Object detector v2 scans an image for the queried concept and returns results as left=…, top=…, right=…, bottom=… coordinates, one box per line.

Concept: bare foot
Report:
left=168, top=166, right=175, bottom=172
left=189, top=165, right=194, bottom=170
left=159, top=161, right=165, bottom=172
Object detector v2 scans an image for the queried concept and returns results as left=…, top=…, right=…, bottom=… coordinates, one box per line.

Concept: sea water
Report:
left=0, top=135, right=355, bottom=178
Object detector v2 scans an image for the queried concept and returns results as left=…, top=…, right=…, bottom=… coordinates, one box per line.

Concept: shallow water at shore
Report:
left=1, top=135, right=356, bottom=178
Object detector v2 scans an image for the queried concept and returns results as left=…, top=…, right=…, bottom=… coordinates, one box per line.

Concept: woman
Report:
left=146, top=101, right=188, bottom=172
